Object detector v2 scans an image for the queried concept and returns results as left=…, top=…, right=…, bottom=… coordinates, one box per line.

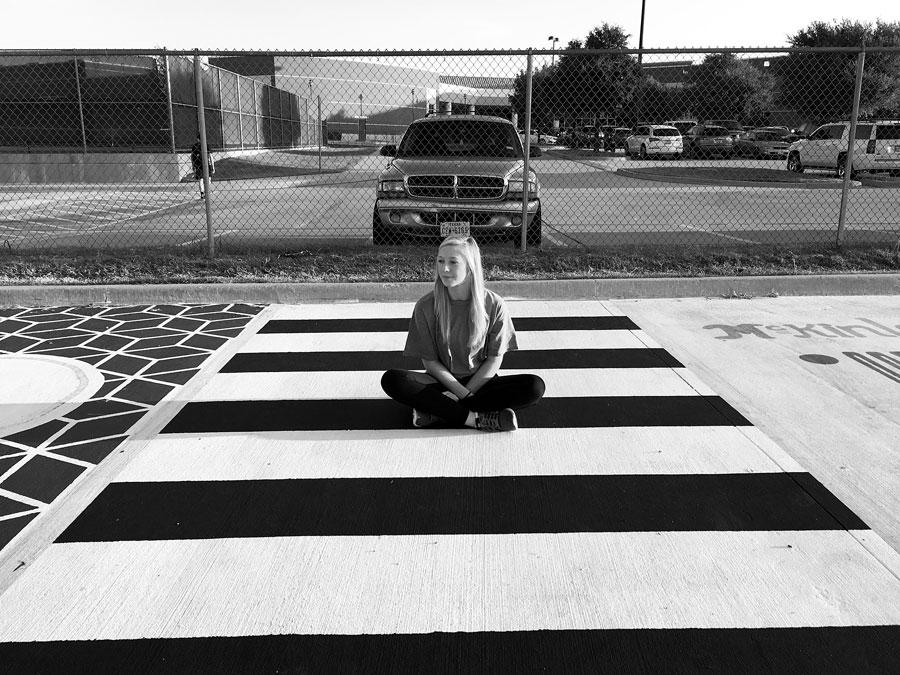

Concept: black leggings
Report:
left=381, top=368, right=545, bottom=426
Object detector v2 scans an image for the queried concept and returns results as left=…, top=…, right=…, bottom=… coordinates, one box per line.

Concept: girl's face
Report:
left=436, top=244, right=469, bottom=290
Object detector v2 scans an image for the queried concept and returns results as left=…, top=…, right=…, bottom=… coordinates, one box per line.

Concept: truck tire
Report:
left=787, top=152, right=803, bottom=173
left=516, top=207, right=542, bottom=249
left=372, top=208, right=390, bottom=246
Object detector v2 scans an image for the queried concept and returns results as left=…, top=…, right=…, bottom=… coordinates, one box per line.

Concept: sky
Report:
left=6, top=0, right=899, bottom=52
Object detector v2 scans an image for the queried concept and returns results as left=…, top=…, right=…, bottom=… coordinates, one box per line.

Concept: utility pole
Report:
left=548, top=35, right=559, bottom=66
left=638, top=0, right=646, bottom=66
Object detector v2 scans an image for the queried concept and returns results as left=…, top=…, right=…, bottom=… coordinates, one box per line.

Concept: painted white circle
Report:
left=0, top=354, right=105, bottom=437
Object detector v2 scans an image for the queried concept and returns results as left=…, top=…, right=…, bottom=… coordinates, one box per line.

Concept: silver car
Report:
left=683, top=125, right=734, bottom=159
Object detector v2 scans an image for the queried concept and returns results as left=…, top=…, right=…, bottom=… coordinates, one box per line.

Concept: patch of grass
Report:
left=0, top=244, right=897, bottom=286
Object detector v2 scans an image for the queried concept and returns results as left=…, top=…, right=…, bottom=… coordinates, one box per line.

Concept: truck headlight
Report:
left=378, top=180, right=405, bottom=196
left=507, top=179, right=538, bottom=199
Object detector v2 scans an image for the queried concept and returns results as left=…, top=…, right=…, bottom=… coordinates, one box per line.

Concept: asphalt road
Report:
left=1, top=150, right=897, bottom=250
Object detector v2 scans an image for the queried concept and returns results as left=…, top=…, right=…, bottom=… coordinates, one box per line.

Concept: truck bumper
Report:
left=375, top=198, right=540, bottom=239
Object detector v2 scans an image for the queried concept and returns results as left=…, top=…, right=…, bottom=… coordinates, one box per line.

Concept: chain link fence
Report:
left=1, top=47, right=898, bottom=254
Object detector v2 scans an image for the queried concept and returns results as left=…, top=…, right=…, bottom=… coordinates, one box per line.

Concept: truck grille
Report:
left=418, top=212, right=497, bottom=226
left=407, top=175, right=505, bottom=200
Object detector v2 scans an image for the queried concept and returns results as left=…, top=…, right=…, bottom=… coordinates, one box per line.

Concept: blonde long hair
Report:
left=433, top=235, right=488, bottom=352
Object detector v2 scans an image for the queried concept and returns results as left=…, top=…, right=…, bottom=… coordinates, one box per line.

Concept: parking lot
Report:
left=0, top=147, right=897, bottom=250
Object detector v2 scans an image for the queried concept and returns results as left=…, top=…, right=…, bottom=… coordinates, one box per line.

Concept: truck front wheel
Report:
left=515, top=208, right=542, bottom=249
left=372, top=208, right=390, bottom=246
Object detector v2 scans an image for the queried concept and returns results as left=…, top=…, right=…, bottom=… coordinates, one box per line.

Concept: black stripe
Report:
left=55, top=472, right=865, bottom=542
left=221, top=348, right=683, bottom=372
left=259, top=316, right=640, bottom=333
left=161, top=396, right=750, bottom=433
left=2, top=627, right=897, bottom=673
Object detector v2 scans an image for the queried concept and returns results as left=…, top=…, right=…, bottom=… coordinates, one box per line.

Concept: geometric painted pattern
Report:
left=0, top=302, right=263, bottom=551
left=0, top=300, right=897, bottom=670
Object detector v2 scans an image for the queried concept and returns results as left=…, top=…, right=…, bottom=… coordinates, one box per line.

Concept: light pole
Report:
left=548, top=35, right=559, bottom=65
left=358, top=93, right=363, bottom=118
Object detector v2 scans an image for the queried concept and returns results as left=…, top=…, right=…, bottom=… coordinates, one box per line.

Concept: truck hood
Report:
left=391, top=158, right=525, bottom=177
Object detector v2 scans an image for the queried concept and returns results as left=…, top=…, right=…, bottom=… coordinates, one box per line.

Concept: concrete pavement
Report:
left=0, top=289, right=897, bottom=669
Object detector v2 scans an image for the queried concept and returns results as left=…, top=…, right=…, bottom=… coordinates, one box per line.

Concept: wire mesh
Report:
left=0, top=47, right=898, bottom=253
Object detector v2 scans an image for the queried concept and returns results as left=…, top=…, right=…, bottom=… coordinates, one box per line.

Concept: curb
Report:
left=1, top=274, right=897, bottom=306
left=615, top=167, right=860, bottom=189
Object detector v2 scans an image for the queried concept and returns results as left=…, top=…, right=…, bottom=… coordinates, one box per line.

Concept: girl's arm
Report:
left=422, top=359, right=470, bottom=399
left=464, top=355, right=504, bottom=396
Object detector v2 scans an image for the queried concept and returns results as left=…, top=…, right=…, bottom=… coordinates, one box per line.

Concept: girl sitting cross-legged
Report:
left=380, top=235, right=545, bottom=432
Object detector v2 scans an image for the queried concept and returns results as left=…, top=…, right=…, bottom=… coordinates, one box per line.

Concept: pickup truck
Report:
left=374, top=115, right=542, bottom=247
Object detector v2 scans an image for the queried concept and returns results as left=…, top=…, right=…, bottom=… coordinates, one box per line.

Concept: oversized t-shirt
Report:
left=404, top=289, right=518, bottom=376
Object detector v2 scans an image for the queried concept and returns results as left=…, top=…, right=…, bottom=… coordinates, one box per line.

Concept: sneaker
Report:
left=412, top=409, right=441, bottom=428
left=476, top=408, right=518, bottom=432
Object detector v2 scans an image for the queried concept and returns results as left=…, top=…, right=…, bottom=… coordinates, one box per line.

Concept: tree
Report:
left=633, top=78, right=686, bottom=125
left=687, top=53, right=775, bottom=124
left=509, top=24, right=641, bottom=128
left=780, top=19, right=900, bottom=121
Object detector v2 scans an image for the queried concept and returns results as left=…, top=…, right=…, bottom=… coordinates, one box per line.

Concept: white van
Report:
left=787, top=120, right=900, bottom=177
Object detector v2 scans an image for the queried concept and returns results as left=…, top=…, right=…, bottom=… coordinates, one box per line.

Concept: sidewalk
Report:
left=0, top=292, right=898, bottom=669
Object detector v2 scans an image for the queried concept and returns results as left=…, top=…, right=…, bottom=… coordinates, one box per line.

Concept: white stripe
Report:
left=192, top=368, right=717, bottom=400
left=239, top=329, right=662, bottom=352
left=1, top=530, right=898, bottom=641
left=114, top=426, right=805, bottom=482
left=269, top=300, right=618, bottom=320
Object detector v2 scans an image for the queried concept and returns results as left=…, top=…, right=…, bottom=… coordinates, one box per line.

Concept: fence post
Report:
left=193, top=51, right=215, bottom=259
left=519, top=49, right=534, bottom=251
left=72, top=56, right=87, bottom=154
left=317, top=96, right=322, bottom=173
left=836, top=47, right=866, bottom=249
left=162, top=51, right=177, bottom=154
left=236, top=73, right=244, bottom=150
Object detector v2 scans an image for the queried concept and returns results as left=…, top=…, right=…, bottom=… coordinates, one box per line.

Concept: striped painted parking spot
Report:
left=0, top=300, right=898, bottom=671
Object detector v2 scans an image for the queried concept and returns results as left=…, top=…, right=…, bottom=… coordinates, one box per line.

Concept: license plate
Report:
left=440, top=222, right=470, bottom=236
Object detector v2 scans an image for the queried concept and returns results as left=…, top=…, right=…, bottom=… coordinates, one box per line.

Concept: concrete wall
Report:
left=0, top=152, right=187, bottom=184
left=0, top=148, right=272, bottom=184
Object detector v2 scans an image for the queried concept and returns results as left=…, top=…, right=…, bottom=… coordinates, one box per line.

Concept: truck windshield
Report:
left=397, top=120, right=524, bottom=158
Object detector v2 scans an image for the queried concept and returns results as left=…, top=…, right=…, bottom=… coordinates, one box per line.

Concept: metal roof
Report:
left=438, top=75, right=515, bottom=89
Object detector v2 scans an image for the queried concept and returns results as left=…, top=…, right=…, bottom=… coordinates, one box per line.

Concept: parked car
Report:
left=702, top=119, right=744, bottom=140
left=559, top=125, right=604, bottom=148
left=787, top=119, right=900, bottom=177
left=759, top=126, right=806, bottom=143
left=600, top=126, right=634, bottom=151
left=663, top=119, right=698, bottom=136
left=374, top=115, right=542, bottom=247
left=519, top=129, right=556, bottom=145
left=557, top=127, right=577, bottom=147
left=625, top=124, right=683, bottom=159
left=519, top=129, right=539, bottom=146
left=683, top=124, right=734, bottom=158
left=733, top=129, right=790, bottom=159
